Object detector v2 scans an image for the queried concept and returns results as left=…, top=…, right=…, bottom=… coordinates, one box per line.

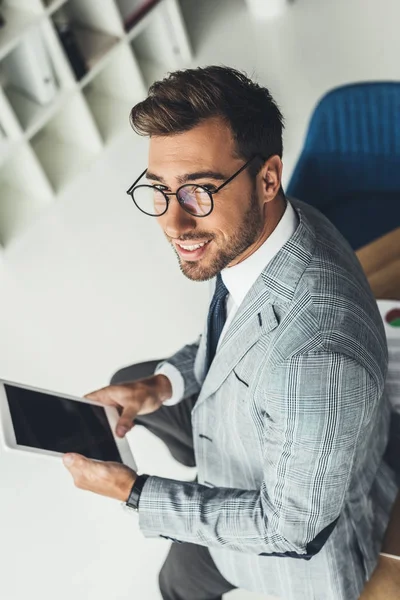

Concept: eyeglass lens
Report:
left=133, top=185, right=212, bottom=216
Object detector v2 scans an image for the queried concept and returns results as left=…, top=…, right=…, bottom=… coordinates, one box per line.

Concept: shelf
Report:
left=0, top=0, right=191, bottom=245
left=83, top=89, right=133, bottom=144
left=61, top=0, right=125, bottom=38
left=4, top=86, right=68, bottom=139
left=31, top=132, right=97, bottom=192
left=30, top=93, right=102, bottom=192
left=0, top=180, right=51, bottom=246
left=81, top=41, right=145, bottom=143
left=0, top=85, right=23, bottom=150
left=73, top=25, right=120, bottom=78
left=0, top=143, right=53, bottom=246
left=52, top=1, right=122, bottom=83
left=0, top=3, right=42, bottom=62
left=128, top=0, right=192, bottom=88
left=0, top=21, right=74, bottom=139
left=116, top=0, right=161, bottom=32
left=43, top=0, right=69, bottom=14
left=0, top=138, right=16, bottom=167
left=132, top=55, right=169, bottom=90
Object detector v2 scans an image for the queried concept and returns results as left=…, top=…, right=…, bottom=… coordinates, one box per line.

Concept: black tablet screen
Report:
left=5, top=384, right=122, bottom=462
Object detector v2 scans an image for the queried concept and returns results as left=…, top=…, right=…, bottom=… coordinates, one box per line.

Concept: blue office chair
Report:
left=287, top=82, right=400, bottom=249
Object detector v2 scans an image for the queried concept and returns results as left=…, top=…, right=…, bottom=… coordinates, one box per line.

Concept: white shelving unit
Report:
left=0, top=0, right=191, bottom=247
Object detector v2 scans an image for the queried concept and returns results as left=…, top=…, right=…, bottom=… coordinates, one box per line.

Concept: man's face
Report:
left=147, top=117, right=265, bottom=281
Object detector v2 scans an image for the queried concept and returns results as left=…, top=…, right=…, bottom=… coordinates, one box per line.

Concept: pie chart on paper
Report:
left=385, top=308, right=400, bottom=328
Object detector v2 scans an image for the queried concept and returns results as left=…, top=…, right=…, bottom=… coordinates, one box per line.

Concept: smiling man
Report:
left=63, top=66, right=398, bottom=600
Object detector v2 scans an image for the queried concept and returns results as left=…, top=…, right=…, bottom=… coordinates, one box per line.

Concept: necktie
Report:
left=206, top=273, right=229, bottom=371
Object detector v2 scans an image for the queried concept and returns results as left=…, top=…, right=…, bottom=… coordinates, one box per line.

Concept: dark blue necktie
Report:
left=206, top=273, right=229, bottom=371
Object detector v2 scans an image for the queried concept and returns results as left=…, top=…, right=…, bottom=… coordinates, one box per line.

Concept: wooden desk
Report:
left=356, top=228, right=400, bottom=300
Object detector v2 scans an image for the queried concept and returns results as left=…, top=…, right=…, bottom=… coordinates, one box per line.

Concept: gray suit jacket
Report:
left=139, top=199, right=398, bottom=600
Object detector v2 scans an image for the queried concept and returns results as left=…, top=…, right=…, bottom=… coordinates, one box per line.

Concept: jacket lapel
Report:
left=193, top=276, right=279, bottom=410
left=193, top=201, right=316, bottom=409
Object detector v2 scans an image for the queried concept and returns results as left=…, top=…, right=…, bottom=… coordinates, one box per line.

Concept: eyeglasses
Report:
left=126, top=156, right=258, bottom=218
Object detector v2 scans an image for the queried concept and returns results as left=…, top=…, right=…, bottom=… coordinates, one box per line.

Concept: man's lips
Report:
left=174, top=239, right=211, bottom=248
left=173, top=239, right=212, bottom=261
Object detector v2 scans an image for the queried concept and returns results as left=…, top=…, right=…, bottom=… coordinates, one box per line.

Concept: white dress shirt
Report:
left=157, top=200, right=299, bottom=405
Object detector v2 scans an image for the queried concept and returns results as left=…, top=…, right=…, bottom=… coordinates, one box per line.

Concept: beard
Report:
left=170, top=189, right=264, bottom=282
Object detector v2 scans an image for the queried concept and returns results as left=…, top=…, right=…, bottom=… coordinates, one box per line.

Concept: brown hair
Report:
left=129, top=65, right=284, bottom=178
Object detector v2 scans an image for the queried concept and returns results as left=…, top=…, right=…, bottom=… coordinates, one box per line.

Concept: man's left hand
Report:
left=63, top=453, right=136, bottom=501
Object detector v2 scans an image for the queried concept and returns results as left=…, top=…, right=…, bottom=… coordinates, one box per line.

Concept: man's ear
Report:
left=258, top=156, right=283, bottom=202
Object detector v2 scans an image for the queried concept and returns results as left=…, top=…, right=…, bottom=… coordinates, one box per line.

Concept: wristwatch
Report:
left=123, top=474, right=150, bottom=512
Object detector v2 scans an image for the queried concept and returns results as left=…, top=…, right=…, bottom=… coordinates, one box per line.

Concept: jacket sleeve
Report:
left=155, top=336, right=202, bottom=401
left=138, top=352, right=382, bottom=558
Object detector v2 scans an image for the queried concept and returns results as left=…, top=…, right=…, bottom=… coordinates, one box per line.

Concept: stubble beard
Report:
left=173, top=191, right=264, bottom=282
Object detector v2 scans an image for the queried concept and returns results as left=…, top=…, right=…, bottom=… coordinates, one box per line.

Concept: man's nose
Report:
left=162, top=195, right=197, bottom=239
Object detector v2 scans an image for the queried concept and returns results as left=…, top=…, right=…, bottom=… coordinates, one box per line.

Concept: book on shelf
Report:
left=73, top=25, right=120, bottom=71
left=0, top=0, right=5, bottom=29
left=2, top=26, right=58, bottom=105
left=116, top=0, right=162, bottom=31
left=54, top=15, right=119, bottom=78
left=55, top=20, right=88, bottom=81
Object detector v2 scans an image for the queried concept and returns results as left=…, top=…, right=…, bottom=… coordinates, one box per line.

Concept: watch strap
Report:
left=125, top=474, right=150, bottom=511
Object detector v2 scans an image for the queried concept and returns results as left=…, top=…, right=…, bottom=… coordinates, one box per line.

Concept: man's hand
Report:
left=63, top=453, right=136, bottom=501
left=84, top=374, right=172, bottom=438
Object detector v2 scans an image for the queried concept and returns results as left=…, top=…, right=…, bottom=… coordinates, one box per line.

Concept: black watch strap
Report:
left=125, top=474, right=150, bottom=511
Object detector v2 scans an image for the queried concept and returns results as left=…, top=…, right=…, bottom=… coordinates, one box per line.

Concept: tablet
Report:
left=0, top=379, right=137, bottom=471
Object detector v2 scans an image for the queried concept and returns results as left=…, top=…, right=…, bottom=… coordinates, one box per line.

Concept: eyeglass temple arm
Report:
left=126, top=168, right=147, bottom=194
left=214, top=155, right=260, bottom=193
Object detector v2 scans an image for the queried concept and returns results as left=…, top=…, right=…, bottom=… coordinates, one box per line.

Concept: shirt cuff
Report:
left=154, top=362, right=185, bottom=406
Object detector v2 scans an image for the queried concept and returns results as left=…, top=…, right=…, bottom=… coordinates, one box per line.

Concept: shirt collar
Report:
left=220, top=200, right=299, bottom=307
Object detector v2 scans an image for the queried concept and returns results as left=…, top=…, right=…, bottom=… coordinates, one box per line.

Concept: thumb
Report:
left=116, top=405, right=137, bottom=438
left=63, top=453, right=86, bottom=468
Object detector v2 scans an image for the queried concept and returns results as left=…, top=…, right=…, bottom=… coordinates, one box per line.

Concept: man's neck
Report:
left=228, top=195, right=287, bottom=268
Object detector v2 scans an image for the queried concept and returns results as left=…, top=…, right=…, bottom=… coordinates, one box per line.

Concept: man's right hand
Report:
left=84, top=374, right=172, bottom=438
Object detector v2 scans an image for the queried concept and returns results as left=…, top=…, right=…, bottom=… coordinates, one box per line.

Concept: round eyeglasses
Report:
left=126, top=156, right=258, bottom=218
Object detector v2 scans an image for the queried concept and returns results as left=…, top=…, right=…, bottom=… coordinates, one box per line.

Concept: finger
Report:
left=116, top=405, right=138, bottom=438
left=63, top=452, right=86, bottom=469
left=63, top=454, right=98, bottom=490
left=84, top=387, right=119, bottom=407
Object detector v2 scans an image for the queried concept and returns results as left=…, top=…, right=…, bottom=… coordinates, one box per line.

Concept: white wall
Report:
left=1, top=0, right=400, bottom=599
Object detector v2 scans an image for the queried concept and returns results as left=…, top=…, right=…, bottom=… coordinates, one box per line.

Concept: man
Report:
left=63, top=66, right=398, bottom=599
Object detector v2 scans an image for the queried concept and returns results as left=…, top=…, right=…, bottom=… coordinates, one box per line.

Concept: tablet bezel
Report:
left=0, top=379, right=137, bottom=471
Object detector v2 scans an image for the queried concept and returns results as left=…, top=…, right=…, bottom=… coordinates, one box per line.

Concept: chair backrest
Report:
left=287, top=82, right=400, bottom=210
left=287, top=82, right=400, bottom=249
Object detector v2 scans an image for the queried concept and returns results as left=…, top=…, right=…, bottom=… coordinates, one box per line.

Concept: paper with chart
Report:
left=377, top=300, right=400, bottom=412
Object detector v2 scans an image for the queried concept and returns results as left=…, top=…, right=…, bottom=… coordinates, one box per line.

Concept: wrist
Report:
left=118, top=471, right=137, bottom=502
left=125, top=474, right=150, bottom=510
left=153, top=374, right=172, bottom=403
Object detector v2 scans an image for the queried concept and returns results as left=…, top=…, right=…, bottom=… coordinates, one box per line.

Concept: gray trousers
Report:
left=110, top=360, right=236, bottom=600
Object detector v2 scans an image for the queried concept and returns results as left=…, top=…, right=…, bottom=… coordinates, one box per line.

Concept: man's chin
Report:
left=179, top=261, right=214, bottom=282
left=177, top=256, right=219, bottom=282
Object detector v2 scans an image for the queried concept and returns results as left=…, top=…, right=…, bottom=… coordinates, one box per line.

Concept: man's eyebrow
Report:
left=145, top=170, right=228, bottom=186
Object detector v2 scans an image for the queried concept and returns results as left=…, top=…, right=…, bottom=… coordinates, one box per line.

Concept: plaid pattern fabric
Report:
left=139, top=199, right=398, bottom=600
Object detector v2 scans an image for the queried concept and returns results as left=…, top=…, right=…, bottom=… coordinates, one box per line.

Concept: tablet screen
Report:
left=4, top=384, right=122, bottom=462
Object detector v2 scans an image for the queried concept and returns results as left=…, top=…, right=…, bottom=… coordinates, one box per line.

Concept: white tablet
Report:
left=0, top=379, right=137, bottom=471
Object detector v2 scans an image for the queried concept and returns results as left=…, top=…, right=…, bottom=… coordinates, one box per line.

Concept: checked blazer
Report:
left=138, top=198, right=398, bottom=600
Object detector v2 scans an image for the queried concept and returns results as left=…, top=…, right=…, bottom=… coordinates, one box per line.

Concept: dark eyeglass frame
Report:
left=126, top=155, right=259, bottom=218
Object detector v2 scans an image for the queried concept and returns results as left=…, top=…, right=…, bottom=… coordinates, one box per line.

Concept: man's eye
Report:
left=201, top=184, right=217, bottom=192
